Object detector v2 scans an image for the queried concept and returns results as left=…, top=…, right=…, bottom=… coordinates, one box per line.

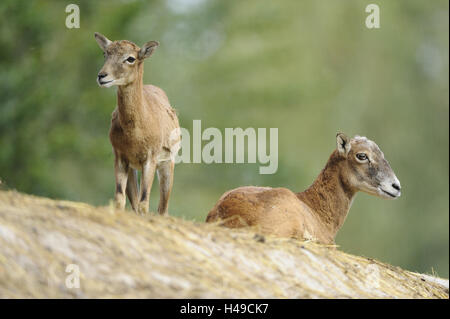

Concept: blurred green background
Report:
left=0, top=0, right=448, bottom=277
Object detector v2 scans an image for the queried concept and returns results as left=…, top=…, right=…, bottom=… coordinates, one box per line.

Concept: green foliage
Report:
left=0, top=0, right=448, bottom=277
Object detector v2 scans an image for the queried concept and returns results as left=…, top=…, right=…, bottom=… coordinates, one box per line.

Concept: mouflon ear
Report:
left=336, top=132, right=351, bottom=156
left=94, top=32, right=112, bottom=52
left=138, top=41, right=159, bottom=60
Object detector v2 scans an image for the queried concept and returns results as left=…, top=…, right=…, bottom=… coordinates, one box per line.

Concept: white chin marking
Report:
left=378, top=187, right=400, bottom=199
left=103, top=81, right=114, bottom=88
left=98, top=80, right=115, bottom=88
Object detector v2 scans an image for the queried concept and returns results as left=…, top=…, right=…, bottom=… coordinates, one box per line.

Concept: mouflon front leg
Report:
left=114, top=155, right=129, bottom=210
left=138, top=158, right=156, bottom=215
left=126, top=168, right=139, bottom=212
left=157, top=160, right=175, bottom=216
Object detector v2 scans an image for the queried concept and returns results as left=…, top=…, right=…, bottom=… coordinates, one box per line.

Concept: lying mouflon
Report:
left=206, top=133, right=401, bottom=244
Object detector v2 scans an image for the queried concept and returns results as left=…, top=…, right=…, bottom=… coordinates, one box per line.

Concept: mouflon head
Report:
left=94, top=32, right=159, bottom=87
left=335, top=133, right=401, bottom=199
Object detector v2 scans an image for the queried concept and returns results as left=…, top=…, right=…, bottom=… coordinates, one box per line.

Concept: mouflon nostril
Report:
left=392, top=183, right=401, bottom=191
left=98, top=73, right=108, bottom=79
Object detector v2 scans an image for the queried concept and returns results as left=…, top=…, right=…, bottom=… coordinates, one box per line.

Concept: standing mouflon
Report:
left=95, top=32, right=180, bottom=216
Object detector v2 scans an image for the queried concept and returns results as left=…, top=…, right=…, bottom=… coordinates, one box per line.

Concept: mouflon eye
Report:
left=126, top=56, right=136, bottom=63
left=356, top=153, right=368, bottom=161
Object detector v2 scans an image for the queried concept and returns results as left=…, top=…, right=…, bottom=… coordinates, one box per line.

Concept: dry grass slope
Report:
left=0, top=190, right=448, bottom=298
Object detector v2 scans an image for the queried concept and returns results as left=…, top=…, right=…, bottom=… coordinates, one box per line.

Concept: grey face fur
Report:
left=336, top=133, right=401, bottom=199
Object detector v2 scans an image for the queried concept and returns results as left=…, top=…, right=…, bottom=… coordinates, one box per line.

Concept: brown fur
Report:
left=95, top=33, right=180, bottom=215
left=206, top=134, right=401, bottom=244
